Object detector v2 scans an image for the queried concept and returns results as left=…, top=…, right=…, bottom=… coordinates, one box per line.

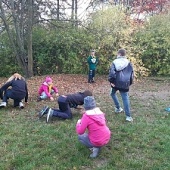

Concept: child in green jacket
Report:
left=87, top=50, right=98, bottom=83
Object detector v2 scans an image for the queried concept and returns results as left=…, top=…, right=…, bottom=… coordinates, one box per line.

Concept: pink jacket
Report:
left=38, top=82, right=58, bottom=98
left=76, top=107, right=111, bottom=147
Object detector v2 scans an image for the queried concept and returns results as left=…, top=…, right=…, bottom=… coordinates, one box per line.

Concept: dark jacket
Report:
left=0, top=88, right=3, bottom=99
left=0, top=79, right=28, bottom=102
left=66, top=92, right=87, bottom=108
left=108, top=57, right=134, bottom=92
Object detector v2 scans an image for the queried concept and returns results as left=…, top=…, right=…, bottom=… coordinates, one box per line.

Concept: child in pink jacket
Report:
left=38, top=76, right=59, bottom=101
left=76, top=96, right=111, bottom=158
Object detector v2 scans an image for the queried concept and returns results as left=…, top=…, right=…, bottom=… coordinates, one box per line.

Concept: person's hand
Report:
left=56, top=93, right=59, bottom=97
left=77, top=119, right=81, bottom=124
left=91, top=58, right=96, bottom=63
left=80, top=108, right=85, bottom=114
left=111, top=83, right=115, bottom=87
left=76, top=105, right=83, bottom=109
left=50, top=96, right=54, bottom=101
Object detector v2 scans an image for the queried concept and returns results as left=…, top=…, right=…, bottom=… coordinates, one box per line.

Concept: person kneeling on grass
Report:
left=76, top=96, right=111, bottom=158
left=0, top=73, right=28, bottom=109
left=39, top=90, right=92, bottom=123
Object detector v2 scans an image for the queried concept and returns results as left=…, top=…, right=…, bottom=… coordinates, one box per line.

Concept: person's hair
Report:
left=118, top=49, right=126, bottom=56
left=6, top=73, right=24, bottom=83
left=83, top=90, right=92, bottom=97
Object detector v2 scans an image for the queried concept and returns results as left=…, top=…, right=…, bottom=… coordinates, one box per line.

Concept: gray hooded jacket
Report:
left=108, top=56, right=134, bottom=91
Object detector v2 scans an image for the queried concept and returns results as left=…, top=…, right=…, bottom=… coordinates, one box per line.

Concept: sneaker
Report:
left=0, top=102, right=7, bottom=108
left=126, top=116, right=133, bottom=122
left=165, top=107, right=170, bottom=112
left=19, top=102, right=24, bottom=109
left=39, top=106, right=49, bottom=118
left=115, top=107, right=123, bottom=113
left=46, top=108, right=53, bottom=123
left=90, top=147, right=100, bottom=158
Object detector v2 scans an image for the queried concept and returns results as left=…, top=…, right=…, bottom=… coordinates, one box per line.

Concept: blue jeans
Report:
left=110, top=88, right=131, bottom=117
left=40, top=90, right=54, bottom=99
left=78, top=133, right=95, bottom=148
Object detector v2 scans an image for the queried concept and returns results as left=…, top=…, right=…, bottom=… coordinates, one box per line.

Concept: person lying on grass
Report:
left=76, top=96, right=111, bottom=158
left=0, top=73, right=28, bottom=109
left=39, top=90, right=92, bottom=123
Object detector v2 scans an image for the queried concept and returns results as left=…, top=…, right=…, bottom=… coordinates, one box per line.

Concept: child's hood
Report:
left=113, top=56, right=129, bottom=71
left=85, top=107, right=106, bottom=125
left=45, top=76, right=52, bottom=83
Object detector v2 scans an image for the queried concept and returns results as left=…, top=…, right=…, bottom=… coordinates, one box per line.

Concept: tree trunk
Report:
left=27, top=0, right=33, bottom=77
left=71, top=0, right=75, bottom=26
left=0, top=0, right=34, bottom=77
left=0, top=0, right=27, bottom=76
left=75, top=0, right=78, bottom=28
left=57, top=0, right=60, bottom=20
left=10, top=0, right=28, bottom=74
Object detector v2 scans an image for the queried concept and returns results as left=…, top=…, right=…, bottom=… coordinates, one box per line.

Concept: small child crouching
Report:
left=76, top=96, right=111, bottom=158
left=38, top=76, right=59, bottom=101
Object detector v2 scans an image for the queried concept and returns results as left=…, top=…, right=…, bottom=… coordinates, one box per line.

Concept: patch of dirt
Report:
left=130, top=77, right=170, bottom=100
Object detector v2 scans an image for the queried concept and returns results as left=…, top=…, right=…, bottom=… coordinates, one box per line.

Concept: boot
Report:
left=90, top=147, right=100, bottom=158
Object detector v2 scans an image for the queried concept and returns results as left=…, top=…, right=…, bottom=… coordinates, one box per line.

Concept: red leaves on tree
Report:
left=130, top=0, right=169, bottom=14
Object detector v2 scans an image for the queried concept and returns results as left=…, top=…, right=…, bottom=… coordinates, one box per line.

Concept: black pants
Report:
left=52, top=96, right=72, bottom=119
left=3, top=89, right=25, bottom=107
left=88, top=70, right=95, bottom=83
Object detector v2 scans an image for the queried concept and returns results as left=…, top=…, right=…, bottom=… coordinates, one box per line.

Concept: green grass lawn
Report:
left=0, top=75, right=170, bottom=170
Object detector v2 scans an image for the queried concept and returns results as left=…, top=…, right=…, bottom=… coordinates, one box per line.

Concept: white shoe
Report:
left=39, top=106, right=49, bottom=118
left=126, top=116, right=133, bottom=122
left=19, top=102, right=24, bottom=109
left=90, top=147, right=100, bottom=158
left=115, top=107, right=123, bottom=113
left=0, top=102, right=7, bottom=107
left=46, top=108, right=53, bottom=123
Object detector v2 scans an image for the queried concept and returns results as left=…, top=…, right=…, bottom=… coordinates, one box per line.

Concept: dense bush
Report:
left=0, top=33, right=22, bottom=77
left=32, top=24, right=94, bottom=75
left=86, top=7, right=148, bottom=77
left=134, top=13, right=170, bottom=76
left=31, top=8, right=125, bottom=75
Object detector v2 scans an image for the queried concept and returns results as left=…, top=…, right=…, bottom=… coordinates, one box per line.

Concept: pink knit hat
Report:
left=45, top=76, right=52, bottom=83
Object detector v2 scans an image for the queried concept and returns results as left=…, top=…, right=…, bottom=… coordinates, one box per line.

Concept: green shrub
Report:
left=134, top=13, right=170, bottom=76
left=0, top=33, right=22, bottom=77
